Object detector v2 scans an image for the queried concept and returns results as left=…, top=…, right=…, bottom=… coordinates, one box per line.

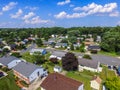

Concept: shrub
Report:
left=83, top=54, right=92, bottom=60
left=49, top=58, right=58, bottom=64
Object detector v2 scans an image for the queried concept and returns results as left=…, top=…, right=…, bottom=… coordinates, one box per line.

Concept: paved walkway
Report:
left=27, top=77, right=46, bottom=90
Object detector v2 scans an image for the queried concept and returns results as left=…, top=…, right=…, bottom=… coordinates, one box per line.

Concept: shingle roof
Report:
left=91, top=76, right=102, bottom=84
left=0, top=56, right=19, bottom=66
left=56, top=43, right=67, bottom=46
left=88, top=45, right=100, bottom=50
left=30, top=48, right=44, bottom=53
left=13, top=61, right=43, bottom=77
left=40, top=73, right=83, bottom=90
left=78, top=58, right=98, bottom=69
left=52, top=51, right=66, bottom=58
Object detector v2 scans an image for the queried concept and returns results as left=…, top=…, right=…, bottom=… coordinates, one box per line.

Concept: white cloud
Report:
left=73, top=7, right=81, bottom=11
left=2, top=2, right=17, bottom=11
left=24, top=16, right=50, bottom=24
left=109, top=11, right=119, bottom=17
left=117, top=21, right=120, bottom=25
left=25, top=6, right=39, bottom=11
left=10, top=9, right=23, bottom=18
left=54, top=11, right=87, bottom=19
left=22, top=12, right=35, bottom=20
left=55, top=2, right=118, bottom=19
left=70, top=4, right=74, bottom=7
left=57, top=0, right=70, bottom=6
left=73, top=2, right=117, bottom=14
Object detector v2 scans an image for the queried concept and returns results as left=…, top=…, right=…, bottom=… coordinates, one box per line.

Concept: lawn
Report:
left=99, top=66, right=116, bottom=81
left=66, top=70, right=98, bottom=90
left=0, top=71, right=20, bottom=90
left=98, top=51, right=119, bottom=57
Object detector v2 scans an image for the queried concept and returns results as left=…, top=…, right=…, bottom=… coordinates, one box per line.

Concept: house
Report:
left=96, top=36, right=101, bottom=43
left=90, top=76, right=102, bottom=90
left=13, top=61, right=47, bottom=84
left=118, top=66, right=120, bottom=75
left=55, top=43, right=67, bottom=48
left=78, top=58, right=102, bottom=72
left=50, top=51, right=66, bottom=60
left=0, top=56, right=21, bottom=69
left=87, top=45, right=101, bottom=51
left=30, top=48, right=47, bottom=55
left=40, top=73, right=84, bottom=90
left=43, top=41, right=50, bottom=46
left=84, top=38, right=94, bottom=46
left=54, top=66, right=62, bottom=73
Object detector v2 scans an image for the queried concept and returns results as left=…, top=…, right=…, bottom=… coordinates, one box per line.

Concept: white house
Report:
left=0, top=56, right=21, bottom=69
left=78, top=58, right=102, bottom=72
left=49, top=51, right=66, bottom=60
left=90, top=76, right=102, bottom=90
left=13, top=61, right=47, bottom=84
left=30, top=48, right=47, bottom=55
left=40, top=73, right=84, bottom=90
left=54, top=66, right=62, bottom=73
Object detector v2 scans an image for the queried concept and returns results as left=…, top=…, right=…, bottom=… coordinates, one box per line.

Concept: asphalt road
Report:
left=21, top=44, right=120, bottom=66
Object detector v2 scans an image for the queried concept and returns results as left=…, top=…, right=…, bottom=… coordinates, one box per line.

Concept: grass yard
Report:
left=99, top=66, right=116, bottom=81
left=0, top=71, right=20, bottom=90
left=66, top=70, right=98, bottom=90
left=98, top=51, right=119, bottom=57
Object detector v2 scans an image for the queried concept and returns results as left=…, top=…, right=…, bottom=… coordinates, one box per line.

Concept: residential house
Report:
left=96, top=36, right=101, bottom=43
left=49, top=51, right=66, bottom=60
left=30, top=48, right=47, bottom=55
left=78, top=58, right=102, bottom=72
left=0, top=56, right=21, bottom=69
left=40, top=73, right=84, bottom=90
left=43, top=41, right=50, bottom=46
left=90, top=76, right=102, bottom=90
left=84, top=38, right=94, bottom=46
left=13, top=61, right=47, bottom=84
left=54, top=66, right=62, bottom=73
left=55, top=43, right=67, bottom=48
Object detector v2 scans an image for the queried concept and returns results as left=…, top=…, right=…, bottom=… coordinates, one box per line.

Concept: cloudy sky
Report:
left=0, top=0, right=120, bottom=28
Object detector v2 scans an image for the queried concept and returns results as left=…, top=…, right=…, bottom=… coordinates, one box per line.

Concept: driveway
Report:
left=27, top=77, right=46, bottom=90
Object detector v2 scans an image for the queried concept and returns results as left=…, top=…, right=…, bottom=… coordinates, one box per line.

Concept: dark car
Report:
left=0, top=72, right=4, bottom=77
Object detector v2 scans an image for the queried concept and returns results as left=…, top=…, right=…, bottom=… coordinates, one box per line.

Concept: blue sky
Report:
left=0, top=0, right=120, bottom=28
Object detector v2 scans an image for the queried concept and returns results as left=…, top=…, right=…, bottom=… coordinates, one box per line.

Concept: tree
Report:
left=83, top=54, right=92, bottom=60
left=70, top=44, right=74, bottom=50
left=105, top=77, right=120, bottom=90
left=11, top=52, right=21, bottom=58
left=79, top=43, right=85, bottom=52
left=49, top=58, right=58, bottom=64
left=62, top=52, right=78, bottom=71
left=33, top=52, right=45, bottom=64
left=36, top=38, right=43, bottom=47
left=100, top=27, right=120, bottom=53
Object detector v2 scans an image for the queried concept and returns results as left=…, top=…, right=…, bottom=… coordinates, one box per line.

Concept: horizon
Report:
left=0, top=0, right=120, bottom=28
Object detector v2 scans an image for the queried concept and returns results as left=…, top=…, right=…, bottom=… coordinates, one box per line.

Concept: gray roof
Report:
left=78, top=58, right=98, bottom=69
left=13, top=61, right=43, bottom=77
left=52, top=51, right=66, bottom=58
left=0, top=56, right=20, bottom=66
left=56, top=43, right=67, bottom=46
left=88, top=45, right=100, bottom=50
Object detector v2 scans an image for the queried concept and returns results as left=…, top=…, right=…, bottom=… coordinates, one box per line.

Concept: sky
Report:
left=0, top=0, right=120, bottom=28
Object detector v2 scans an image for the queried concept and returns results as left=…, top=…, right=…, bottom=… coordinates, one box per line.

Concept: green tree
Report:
left=105, top=77, right=120, bottom=90
left=70, top=44, right=74, bottom=50
left=36, top=38, right=43, bottom=47
left=83, top=54, right=92, bottom=60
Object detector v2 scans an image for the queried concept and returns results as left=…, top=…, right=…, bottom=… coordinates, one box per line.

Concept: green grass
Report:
left=0, top=71, right=20, bottom=90
left=98, top=51, right=119, bottom=57
left=99, top=66, right=116, bottom=81
left=66, top=70, right=97, bottom=90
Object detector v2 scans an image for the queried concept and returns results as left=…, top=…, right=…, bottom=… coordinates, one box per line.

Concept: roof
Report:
left=30, top=48, right=45, bottom=53
left=40, top=73, right=83, bottom=90
left=13, top=61, right=43, bottom=77
left=88, top=45, right=100, bottom=50
left=51, top=51, right=66, bottom=58
left=78, top=58, right=98, bottom=69
left=91, top=76, right=102, bottom=84
left=56, top=43, right=67, bottom=46
left=0, top=56, right=20, bottom=66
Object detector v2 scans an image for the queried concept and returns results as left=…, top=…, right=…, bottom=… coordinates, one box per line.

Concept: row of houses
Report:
left=49, top=51, right=102, bottom=73
left=0, top=56, right=47, bottom=84
left=40, top=72, right=102, bottom=90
